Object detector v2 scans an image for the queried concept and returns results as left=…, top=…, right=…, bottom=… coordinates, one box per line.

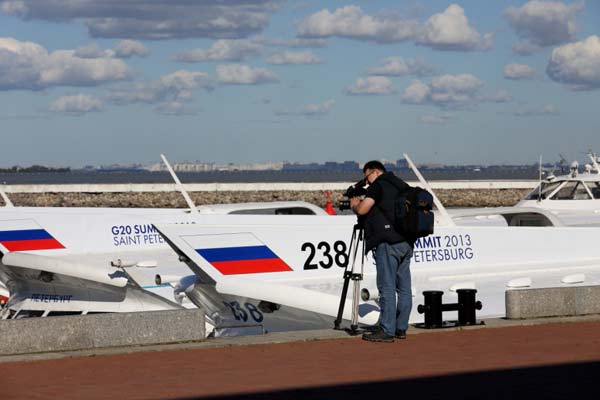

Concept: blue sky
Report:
left=0, top=0, right=599, bottom=167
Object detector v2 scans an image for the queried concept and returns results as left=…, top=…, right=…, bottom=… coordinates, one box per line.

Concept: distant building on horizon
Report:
left=283, top=161, right=359, bottom=172
left=144, top=161, right=284, bottom=172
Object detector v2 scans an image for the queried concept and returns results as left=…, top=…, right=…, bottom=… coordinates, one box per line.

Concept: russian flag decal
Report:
left=0, top=220, right=64, bottom=252
left=184, top=233, right=293, bottom=275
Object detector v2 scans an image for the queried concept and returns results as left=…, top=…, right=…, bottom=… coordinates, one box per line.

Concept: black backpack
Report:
left=393, top=186, right=434, bottom=239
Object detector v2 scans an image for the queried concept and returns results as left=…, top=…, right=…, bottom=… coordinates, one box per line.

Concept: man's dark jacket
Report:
left=364, top=172, right=411, bottom=250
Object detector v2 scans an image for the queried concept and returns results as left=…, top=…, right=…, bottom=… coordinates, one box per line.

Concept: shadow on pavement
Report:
left=177, top=360, right=600, bottom=400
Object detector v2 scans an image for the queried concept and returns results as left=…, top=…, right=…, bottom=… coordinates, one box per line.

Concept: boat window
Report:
left=275, top=207, right=316, bottom=215
left=573, top=182, right=592, bottom=200
left=550, top=181, right=582, bottom=200
left=14, top=310, right=45, bottom=319
left=47, top=311, right=83, bottom=317
left=229, top=207, right=316, bottom=215
left=524, top=181, right=562, bottom=200
left=585, top=182, right=600, bottom=199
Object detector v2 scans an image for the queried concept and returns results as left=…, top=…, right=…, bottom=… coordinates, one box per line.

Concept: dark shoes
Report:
left=361, top=326, right=408, bottom=342
left=362, top=324, right=382, bottom=333
left=395, top=330, right=407, bottom=339
left=362, top=330, right=394, bottom=343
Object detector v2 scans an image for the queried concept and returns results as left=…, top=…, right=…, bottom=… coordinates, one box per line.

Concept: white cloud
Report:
left=74, top=43, right=113, bottom=59
left=296, top=6, right=418, bottom=43
left=159, top=70, right=212, bottom=94
left=479, top=89, right=512, bottom=103
left=430, top=74, right=483, bottom=93
left=302, top=98, right=335, bottom=115
left=401, top=80, right=431, bottom=103
left=401, top=74, right=505, bottom=108
left=0, top=37, right=131, bottom=90
left=256, top=37, right=327, bottom=48
left=345, top=76, right=396, bottom=95
left=74, top=41, right=149, bottom=59
left=266, top=51, right=322, bottom=65
left=107, top=70, right=212, bottom=107
left=416, top=4, right=494, bottom=51
left=504, top=63, right=536, bottom=80
left=0, top=1, right=280, bottom=39
left=216, top=64, right=278, bottom=84
left=276, top=98, right=335, bottom=117
left=546, top=35, right=600, bottom=90
left=1, top=0, right=26, bottom=15
left=297, top=4, right=493, bottom=51
left=512, top=41, right=543, bottom=55
left=49, top=94, right=103, bottom=116
left=114, top=40, right=150, bottom=58
left=504, top=1, right=584, bottom=47
left=173, top=40, right=262, bottom=63
left=514, top=104, right=559, bottom=116
left=419, top=113, right=455, bottom=125
left=366, top=56, right=435, bottom=77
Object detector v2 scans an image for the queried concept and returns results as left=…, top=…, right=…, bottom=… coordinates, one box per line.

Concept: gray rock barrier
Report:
left=506, top=286, right=600, bottom=319
left=0, top=188, right=532, bottom=208
left=0, top=309, right=205, bottom=356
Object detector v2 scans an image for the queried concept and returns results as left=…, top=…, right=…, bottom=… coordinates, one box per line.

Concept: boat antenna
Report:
left=160, top=154, right=198, bottom=214
left=538, top=155, right=542, bottom=203
left=403, top=153, right=455, bottom=227
left=0, top=184, right=14, bottom=207
left=558, top=153, right=567, bottom=174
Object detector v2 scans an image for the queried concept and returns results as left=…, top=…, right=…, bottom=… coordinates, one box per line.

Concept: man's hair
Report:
left=363, top=160, right=386, bottom=173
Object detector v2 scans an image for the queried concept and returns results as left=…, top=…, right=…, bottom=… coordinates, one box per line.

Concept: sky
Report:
left=0, top=0, right=599, bottom=167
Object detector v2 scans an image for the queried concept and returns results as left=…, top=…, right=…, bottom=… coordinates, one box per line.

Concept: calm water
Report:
left=0, top=168, right=539, bottom=185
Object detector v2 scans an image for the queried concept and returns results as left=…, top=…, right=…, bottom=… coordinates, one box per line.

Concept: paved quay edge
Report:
left=2, top=313, right=599, bottom=365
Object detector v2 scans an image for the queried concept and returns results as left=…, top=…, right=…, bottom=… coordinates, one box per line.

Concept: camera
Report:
left=338, top=179, right=368, bottom=211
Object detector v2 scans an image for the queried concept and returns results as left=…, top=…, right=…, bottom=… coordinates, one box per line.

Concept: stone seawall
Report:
left=0, top=189, right=530, bottom=208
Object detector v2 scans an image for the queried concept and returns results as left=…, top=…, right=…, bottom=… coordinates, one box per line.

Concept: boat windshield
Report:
left=585, top=182, right=600, bottom=199
left=551, top=181, right=591, bottom=200
left=524, top=181, right=562, bottom=200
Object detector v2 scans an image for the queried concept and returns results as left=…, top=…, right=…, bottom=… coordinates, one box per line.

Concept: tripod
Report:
left=334, top=223, right=366, bottom=334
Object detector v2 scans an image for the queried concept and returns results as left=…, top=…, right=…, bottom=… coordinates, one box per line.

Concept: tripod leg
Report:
left=334, top=227, right=358, bottom=330
left=350, top=229, right=366, bottom=332
left=350, top=279, right=360, bottom=331
left=334, top=272, right=351, bottom=330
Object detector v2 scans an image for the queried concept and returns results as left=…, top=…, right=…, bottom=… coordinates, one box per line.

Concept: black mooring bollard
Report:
left=457, top=289, right=483, bottom=326
left=418, top=289, right=483, bottom=329
left=417, top=290, right=444, bottom=328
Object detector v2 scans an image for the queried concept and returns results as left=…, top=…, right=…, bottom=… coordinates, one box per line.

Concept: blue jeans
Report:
left=374, top=241, right=413, bottom=335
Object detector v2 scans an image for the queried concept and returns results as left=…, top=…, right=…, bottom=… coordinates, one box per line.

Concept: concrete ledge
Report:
left=0, top=309, right=205, bottom=356
left=506, top=285, right=600, bottom=319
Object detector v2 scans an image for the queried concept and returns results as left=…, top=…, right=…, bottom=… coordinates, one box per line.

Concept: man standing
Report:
left=350, top=161, right=413, bottom=343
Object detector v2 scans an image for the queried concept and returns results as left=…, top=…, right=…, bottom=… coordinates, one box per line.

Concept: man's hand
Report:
left=350, top=196, right=374, bottom=216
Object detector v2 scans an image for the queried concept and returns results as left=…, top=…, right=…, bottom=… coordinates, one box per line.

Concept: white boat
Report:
left=515, top=152, right=600, bottom=226
left=451, top=152, right=600, bottom=227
